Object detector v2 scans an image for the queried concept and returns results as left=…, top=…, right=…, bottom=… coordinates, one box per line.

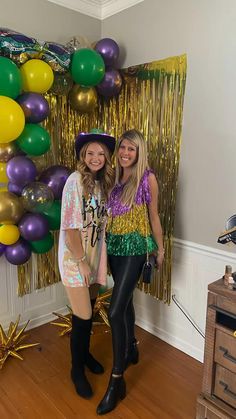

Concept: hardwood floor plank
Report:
left=0, top=324, right=202, bottom=418
left=0, top=387, right=21, bottom=419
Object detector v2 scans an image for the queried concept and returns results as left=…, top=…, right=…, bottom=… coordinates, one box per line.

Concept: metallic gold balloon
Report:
left=0, top=191, right=25, bottom=224
left=0, top=141, right=19, bottom=163
left=0, top=162, right=8, bottom=183
left=69, top=85, right=97, bottom=113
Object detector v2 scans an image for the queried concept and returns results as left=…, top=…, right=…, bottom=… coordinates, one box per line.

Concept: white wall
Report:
left=1, top=0, right=101, bottom=43
left=102, top=0, right=236, bottom=250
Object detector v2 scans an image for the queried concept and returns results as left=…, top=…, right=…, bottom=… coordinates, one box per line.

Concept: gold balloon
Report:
left=0, top=163, right=8, bottom=183
left=0, top=191, right=25, bottom=224
left=0, top=141, right=19, bottom=163
left=69, top=85, right=98, bottom=113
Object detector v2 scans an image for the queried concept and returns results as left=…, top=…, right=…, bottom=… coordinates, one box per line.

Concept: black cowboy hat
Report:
left=75, top=128, right=116, bottom=159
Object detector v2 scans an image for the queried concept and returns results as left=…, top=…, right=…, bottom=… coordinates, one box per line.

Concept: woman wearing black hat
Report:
left=58, top=130, right=115, bottom=399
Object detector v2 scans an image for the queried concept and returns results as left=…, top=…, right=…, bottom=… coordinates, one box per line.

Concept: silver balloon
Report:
left=66, top=36, right=93, bottom=52
left=21, top=181, right=54, bottom=213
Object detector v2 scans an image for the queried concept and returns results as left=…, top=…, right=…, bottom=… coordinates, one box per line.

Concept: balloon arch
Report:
left=0, top=28, right=123, bottom=268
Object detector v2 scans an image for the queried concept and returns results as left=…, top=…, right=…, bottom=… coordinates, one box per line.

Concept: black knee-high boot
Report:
left=70, top=314, right=93, bottom=399
left=85, top=299, right=104, bottom=374
left=96, top=374, right=126, bottom=415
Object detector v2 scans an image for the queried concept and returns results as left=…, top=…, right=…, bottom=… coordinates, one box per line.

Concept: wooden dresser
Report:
left=196, top=279, right=236, bottom=419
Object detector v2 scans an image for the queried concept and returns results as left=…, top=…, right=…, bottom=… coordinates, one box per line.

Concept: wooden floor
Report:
left=0, top=323, right=203, bottom=418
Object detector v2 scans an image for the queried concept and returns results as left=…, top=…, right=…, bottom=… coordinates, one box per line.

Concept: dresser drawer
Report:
left=214, top=364, right=236, bottom=409
left=196, top=394, right=236, bottom=418
left=215, top=329, right=236, bottom=374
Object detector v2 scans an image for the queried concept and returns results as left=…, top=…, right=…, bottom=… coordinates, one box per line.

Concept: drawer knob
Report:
left=219, top=380, right=236, bottom=400
left=219, top=346, right=236, bottom=364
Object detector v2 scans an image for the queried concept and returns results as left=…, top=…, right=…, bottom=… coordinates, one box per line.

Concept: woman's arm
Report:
left=65, top=229, right=91, bottom=286
left=147, top=173, right=165, bottom=268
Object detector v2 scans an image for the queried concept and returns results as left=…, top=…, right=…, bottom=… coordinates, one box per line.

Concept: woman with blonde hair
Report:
left=97, top=129, right=164, bottom=415
left=58, top=130, right=115, bottom=399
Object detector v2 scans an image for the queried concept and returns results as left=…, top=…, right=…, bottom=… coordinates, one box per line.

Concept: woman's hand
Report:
left=78, top=260, right=92, bottom=286
left=156, top=250, right=165, bottom=270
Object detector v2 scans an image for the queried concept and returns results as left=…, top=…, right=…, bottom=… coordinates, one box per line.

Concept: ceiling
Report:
left=45, top=0, right=144, bottom=19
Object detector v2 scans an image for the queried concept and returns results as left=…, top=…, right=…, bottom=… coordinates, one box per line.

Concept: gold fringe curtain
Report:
left=17, top=54, right=187, bottom=304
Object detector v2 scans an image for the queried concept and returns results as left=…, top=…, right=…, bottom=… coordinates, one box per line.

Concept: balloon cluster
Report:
left=0, top=28, right=71, bottom=73
left=68, top=38, right=123, bottom=113
left=0, top=54, right=71, bottom=265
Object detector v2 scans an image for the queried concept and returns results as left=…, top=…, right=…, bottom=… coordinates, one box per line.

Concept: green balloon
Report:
left=71, top=48, right=105, bottom=87
left=43, top=200, right=61, bottom=230
left=30, top=232, right=54, bottom=254
left=0, top=57, right=22, bottom=99
left=16, top=123, right=51, bottom=156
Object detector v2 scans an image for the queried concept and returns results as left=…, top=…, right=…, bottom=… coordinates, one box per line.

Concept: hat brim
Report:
left=75, top=132, right=116, bottom=159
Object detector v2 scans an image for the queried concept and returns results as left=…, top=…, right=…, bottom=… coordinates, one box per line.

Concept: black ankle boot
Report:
left=85, top=299, right=104, bottom=374
left=96, top=375, right=126, bottom=415
left=125, top=339, right=139, bottom=370
left=70, top=315, right=93, bottom=399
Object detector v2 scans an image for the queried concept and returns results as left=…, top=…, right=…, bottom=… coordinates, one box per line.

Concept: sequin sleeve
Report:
left=61, top=177, right=83, bottom=230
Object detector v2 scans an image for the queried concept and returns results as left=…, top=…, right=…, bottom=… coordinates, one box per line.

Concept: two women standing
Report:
left=59, top=129, right=164, bottom=414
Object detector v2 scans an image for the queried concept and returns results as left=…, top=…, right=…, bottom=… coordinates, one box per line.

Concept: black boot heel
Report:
left=96, top=375, right=126, bottom=415
left=125, top=340, right=139, bottom=370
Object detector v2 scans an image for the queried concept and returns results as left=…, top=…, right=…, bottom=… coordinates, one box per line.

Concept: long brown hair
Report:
left=77, top=142, right=115, bottom=200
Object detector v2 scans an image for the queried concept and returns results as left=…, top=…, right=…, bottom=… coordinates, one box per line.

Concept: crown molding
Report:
left=45, top=0, right=144, bottom=19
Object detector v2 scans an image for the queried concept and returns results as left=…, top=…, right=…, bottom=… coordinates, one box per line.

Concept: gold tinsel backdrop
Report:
left=18, top=54, right=187, bottom=304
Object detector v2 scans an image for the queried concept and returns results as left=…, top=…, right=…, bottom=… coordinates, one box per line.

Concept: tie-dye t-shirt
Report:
left=58, top=171, right=107, bottom=287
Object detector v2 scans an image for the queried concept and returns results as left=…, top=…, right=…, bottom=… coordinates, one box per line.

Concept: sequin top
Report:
left=58, top=171, right=107, bottom=287
left=106, top=169, right=157, bottom=256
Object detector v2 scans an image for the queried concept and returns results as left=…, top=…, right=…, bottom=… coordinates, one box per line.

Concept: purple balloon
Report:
left=97, top=69, right=122, bottom=98
left=95, top=38, right=119, bottom=68
left=6, top=156, right=37, bottom=186
left=19, top=213, right=49, bottom=241
left=17, top=93, right=50, bottom=123
left=39, top=165, right=71, bottom=200
left=5, top=238, right=31, bottom=265
left=0, top=243, right=6, bottom=257
left=8, top=181, right=24, bottom=196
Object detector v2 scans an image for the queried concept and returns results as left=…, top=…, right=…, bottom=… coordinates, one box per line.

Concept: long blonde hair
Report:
left=77, top=142, right=115, bottom=200
left=116, top=129, right=148, bottom=207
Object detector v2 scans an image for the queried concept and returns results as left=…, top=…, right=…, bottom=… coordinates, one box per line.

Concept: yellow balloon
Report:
left=0, top=224, right=20, bottom=245
left=20, top=59, right=54, bottom=94
left=0, top=162, right=8, bottom=183
left=0, top=96, right=25, bottom=143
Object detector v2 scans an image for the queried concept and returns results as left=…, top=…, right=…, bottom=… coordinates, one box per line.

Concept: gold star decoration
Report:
left=0, top=315, right=40, bottom=369
left=51, top=288, right=112, bottom=336
left=51, top=306, right=72, bottom=336
left=93, top=288, right=112, bottom=327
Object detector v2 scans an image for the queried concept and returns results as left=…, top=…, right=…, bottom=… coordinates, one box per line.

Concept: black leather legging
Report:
left=108, top=254, right=146, bottom=375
